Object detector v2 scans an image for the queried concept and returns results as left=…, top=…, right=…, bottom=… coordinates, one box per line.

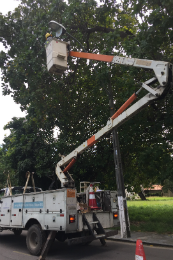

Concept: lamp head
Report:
left=48, top=20, right=66, bottom=37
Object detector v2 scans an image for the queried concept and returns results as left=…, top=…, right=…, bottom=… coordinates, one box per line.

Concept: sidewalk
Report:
left=107, top=231, right=173, bottom=247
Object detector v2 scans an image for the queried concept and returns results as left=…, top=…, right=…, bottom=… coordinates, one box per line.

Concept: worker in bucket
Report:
left=45, top=32, right=52, bottom=48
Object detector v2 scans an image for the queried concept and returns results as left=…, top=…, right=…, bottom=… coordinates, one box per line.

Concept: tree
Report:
left=0, top=146, right=17, bottom=189
left=162, top=179, right=173, bottom=194
left=0, top=147, right=7, bottom=188
left=0, top=0, right=173, bottom=192
left=121, top=0, right=173, bottom=189
left=3, top=115, right=56, bottom=190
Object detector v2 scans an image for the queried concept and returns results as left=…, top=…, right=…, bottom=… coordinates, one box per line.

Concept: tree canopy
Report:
left=0, top=0, right=173, bottom=192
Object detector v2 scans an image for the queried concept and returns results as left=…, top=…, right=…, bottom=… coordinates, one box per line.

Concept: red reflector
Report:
left=113, top=212, right=118, bottom=219
left=69, top=214, right=75, bottom=224
left=60, top=214, right=64, bottom=217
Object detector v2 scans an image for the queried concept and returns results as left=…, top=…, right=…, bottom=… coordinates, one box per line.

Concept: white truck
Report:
left=0, top=184, right=119, bottom=256
left=0, top=26, right=172, bottom=258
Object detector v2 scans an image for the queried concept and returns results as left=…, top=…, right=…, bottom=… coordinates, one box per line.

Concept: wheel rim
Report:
left=29, top=231, right=39, bottom=249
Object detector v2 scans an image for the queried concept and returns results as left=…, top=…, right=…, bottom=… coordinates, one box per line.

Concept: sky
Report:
left=0, top=0, right=25, bottom=145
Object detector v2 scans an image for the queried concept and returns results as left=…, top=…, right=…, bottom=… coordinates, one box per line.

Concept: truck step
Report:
left=95, top=234, right=106, bottom=239
left=89, top=221, right=98, bottom=224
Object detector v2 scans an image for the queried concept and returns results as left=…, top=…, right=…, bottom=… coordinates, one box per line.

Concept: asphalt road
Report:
left=0, top=230, right=172, bottom=260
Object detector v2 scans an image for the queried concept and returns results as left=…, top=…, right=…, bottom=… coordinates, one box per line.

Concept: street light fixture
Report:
left=49, top=20, right=86, bottom=51
left=49, top=20, right=66, bottom=37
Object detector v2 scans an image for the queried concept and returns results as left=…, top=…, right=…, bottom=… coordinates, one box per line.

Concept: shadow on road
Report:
left=0, top=231, right=117, bottom=260
left=0, top=231, right=27, bottom=252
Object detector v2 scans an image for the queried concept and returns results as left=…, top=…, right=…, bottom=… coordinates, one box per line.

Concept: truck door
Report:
left=10, top=195, right=23, bottom=226
left=22, top=192, right=44, bottom=228
left=0, top=197, right=11, bottom=226
left=44, top=190, right=65, bottom=230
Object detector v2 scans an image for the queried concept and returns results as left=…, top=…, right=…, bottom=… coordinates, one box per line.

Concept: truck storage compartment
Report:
left=77, top=211, right=114, bottom=231
left=10, top=195, right=23, bottom=226
left=44, top=190, right=65, bottom=230
left=0, top=197, right=11, bottom=226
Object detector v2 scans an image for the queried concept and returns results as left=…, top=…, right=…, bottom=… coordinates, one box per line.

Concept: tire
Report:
left=13, top=229, right=22, bottom=236
left=26, top=224, right=46, bottom=256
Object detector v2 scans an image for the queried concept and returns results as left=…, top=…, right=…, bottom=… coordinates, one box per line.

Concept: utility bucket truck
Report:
left=45, top=35, right=173, bottom=237
left=0, top=178, right=119, bottom=256
left=0, top=35, right=172, bottom=259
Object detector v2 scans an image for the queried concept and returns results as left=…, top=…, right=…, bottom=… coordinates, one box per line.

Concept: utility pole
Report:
left=108, top=82, right=131, bottom=238
left=94, top=64, right=131, bottom=238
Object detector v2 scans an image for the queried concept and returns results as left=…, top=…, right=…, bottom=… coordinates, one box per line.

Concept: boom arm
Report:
left=45, top=40, right=172, bottom=187
left=55, top=68, right=172, bottom=187
left=69, top=51, right=169, bottom=87
left=46, top=39, right=169, bottom=87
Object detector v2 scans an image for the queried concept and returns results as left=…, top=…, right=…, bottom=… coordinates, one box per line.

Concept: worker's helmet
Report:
left=45, top=33, right=52, bottom=40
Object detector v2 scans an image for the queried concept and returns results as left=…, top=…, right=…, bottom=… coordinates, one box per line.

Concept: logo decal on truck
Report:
left=14, top=201, right=44, bottom=209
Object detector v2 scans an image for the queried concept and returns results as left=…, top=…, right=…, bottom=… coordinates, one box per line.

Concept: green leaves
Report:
left=162, top=179, right=173, bottom=193
left=0, top=0, right=173, bottom=192
left=2, top=116, right=56, bottom=189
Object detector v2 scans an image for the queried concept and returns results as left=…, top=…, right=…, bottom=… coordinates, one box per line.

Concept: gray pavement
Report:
left=0, top=230, right=173, bottom=260
left=107, top=230, right=173, bottom=247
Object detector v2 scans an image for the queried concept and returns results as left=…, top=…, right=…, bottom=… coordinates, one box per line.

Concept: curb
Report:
left=106, top=237, right=173, bottom=248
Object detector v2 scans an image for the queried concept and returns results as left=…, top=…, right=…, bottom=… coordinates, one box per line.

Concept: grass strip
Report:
left=127, top=197, right=173, bottom=234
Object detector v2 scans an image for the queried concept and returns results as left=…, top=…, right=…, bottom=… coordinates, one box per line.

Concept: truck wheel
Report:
left=13, top=229, right=22, bottom=236
left=26, top=224, right=46, bottom=256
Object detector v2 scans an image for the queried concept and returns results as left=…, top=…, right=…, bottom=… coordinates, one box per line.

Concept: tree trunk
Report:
left=138, top=191, right=146, bottom=200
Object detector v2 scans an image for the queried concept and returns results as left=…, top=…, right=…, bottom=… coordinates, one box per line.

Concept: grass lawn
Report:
left=127, top=197, right=173, bottom=234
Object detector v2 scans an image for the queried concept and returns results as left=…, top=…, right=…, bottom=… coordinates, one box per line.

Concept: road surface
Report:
left=0, top=230, right=172, bottom=260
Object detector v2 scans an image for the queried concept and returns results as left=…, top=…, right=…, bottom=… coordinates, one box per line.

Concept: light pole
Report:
left=48, top=20, right=131, bottom=238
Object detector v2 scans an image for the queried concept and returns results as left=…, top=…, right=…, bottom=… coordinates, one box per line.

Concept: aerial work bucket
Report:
left=46, top=38, right=69, bottom=74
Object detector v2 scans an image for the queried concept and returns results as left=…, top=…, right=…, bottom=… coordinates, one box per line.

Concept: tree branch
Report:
left=70, top=25, right=134, bottom=39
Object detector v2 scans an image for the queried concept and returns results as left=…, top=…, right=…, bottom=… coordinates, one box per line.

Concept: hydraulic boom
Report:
left=46, top=42, right=173, bottom=187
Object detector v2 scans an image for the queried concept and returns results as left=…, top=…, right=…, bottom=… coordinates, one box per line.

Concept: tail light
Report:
left=69, top=214, right=75, bottom=224
left=113, top=212, right=118, bottom=219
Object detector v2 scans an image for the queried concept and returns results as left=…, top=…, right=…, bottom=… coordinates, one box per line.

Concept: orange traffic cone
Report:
left=135, top=239, right=146, bottom=260
left=88, top=184, right=101, bottom=210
